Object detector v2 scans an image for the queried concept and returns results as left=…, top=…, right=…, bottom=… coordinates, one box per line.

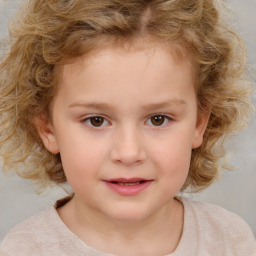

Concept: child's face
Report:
left=37, top=43, right=208, bottom=221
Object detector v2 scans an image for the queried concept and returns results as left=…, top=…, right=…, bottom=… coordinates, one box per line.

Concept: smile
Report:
left=111, top=181, right=144, bottom=186
left=103, top=178, right=153, bottom=196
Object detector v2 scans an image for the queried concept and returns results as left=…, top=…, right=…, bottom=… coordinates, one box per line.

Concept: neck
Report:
left=58, top=195, right=184, bottom=256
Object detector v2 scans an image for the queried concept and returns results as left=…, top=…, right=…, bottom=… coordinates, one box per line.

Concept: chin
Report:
left=105, top=206, right=153, bottom=223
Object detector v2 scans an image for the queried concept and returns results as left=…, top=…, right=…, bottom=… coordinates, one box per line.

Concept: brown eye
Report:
left=151, top=115, right=164, bottom=126
left=148, top=115, right=170, bottom=126
left=86, top=116, right=108, bottom=127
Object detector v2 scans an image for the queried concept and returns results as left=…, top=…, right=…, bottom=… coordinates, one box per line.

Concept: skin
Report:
left=36, top=43, right=209, bottom=256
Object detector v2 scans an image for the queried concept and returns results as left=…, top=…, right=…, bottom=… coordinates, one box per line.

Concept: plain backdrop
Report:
left=0, top=0, right=256, bottom=242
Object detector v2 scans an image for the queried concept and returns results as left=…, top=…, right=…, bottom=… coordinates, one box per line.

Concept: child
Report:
left=0, top=0, right=255, bottom=255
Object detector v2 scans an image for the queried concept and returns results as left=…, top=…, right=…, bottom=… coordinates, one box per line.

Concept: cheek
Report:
left=149, top=134, right=192, bottom=179
left=158, top=146, right=191, bottom=194
left=57, top=135, right=108, bottom=183
left=60, top=149, right=102, bottom=196
left=157, top=147, right=191, bottom=177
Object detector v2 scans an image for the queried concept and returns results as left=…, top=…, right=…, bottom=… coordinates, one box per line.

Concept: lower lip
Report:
left=104, top=181, right=153, bottom=196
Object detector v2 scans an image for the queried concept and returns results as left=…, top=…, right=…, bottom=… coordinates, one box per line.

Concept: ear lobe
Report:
left=33, top=114, right=60, bottom=154
left=192, top=111, right=210, bottom=149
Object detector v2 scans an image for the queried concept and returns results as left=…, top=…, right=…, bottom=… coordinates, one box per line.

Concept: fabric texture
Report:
left=1, top=197, right=255, bottom=256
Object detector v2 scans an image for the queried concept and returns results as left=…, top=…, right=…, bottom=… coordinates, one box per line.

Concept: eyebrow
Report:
left=141, top=99, right=187, bottom=110
left=68, top=99, right=187, bottom=110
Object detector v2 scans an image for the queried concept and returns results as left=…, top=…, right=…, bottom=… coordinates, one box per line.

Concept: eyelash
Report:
left=82, top=115, right=110, bottom=128
left=81, top=114, right=172, bottom=128
left=146, top=114, right=172, bottom=127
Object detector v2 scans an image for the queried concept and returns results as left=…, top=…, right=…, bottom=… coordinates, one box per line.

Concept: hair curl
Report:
left=0, top=0, right=253, bottom=192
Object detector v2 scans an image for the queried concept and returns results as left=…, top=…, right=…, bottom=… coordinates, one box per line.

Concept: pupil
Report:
left=91, top=117, right=103, bottom=126
left=151, top=115, right=164, bottom=126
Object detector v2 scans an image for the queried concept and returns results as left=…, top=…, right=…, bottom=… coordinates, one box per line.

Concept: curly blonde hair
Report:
left=0, top=0, right=253, bottom=192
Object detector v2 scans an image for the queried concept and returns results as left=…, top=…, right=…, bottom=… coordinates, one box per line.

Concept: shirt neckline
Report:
left=44, top=197, right=193, bottom=255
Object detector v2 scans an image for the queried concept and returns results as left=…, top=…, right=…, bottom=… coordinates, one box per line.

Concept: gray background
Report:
left=0, top=0, right=256, bottom=242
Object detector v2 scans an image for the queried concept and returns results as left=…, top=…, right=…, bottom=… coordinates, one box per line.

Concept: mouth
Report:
left=106, top=177, right=152, bottom=185
left=109, top=180, right=148, bottom=186
left=103, top=178, right=153, bottom=196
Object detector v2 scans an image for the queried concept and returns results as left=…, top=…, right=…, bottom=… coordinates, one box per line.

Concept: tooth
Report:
left=119, top=182, right=140, bottom=186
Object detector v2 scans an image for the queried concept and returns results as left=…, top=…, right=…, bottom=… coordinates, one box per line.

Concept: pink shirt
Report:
left=1, top=197, right=255, bottom=256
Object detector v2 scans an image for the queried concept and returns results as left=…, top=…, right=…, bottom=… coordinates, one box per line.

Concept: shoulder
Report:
left=0, top=207, right=61, bottom=256
left=182, top=197, right=256, bottom=255
left=185, top=198, right=253, bottom=234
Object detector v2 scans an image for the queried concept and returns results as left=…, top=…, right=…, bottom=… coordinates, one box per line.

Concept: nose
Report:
left=110, top=126, right=146, bottom=166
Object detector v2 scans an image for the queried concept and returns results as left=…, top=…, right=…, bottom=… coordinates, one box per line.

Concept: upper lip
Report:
left=104, top=178, right=153, bottom=183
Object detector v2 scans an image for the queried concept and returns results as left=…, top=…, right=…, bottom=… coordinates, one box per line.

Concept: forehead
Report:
left=60, top=40, right=195, bottom=81
left=54, top=43, right=196, bottom=111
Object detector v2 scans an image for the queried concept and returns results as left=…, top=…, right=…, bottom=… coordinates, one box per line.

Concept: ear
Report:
left=33, top=114, right=60, bottom=154
left=192, top=111, right=210, bottom=149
